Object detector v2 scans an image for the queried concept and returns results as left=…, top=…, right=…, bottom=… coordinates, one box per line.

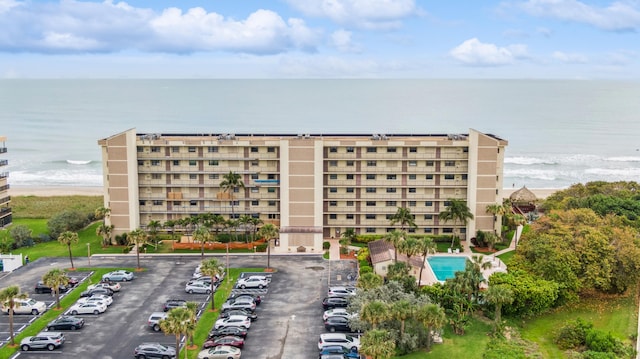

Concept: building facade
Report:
left=0, top=135, right=11, bottom=228
left=98, top=129, right=507, bottom=253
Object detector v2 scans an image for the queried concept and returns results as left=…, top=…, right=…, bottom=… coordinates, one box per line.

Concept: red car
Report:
left=202, top=335, right=245, bottom=349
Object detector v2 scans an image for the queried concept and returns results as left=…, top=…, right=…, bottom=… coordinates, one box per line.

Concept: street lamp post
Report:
left=87, top=243, right=91, bottom=266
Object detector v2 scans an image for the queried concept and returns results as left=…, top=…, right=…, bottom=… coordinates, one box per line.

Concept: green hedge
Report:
left=323, top=241, right=331, bottom=250
left=353, top=234, right=453, bottom=243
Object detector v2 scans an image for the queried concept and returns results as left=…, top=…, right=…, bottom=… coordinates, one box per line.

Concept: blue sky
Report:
left=0, top=0, right=638, bottom=78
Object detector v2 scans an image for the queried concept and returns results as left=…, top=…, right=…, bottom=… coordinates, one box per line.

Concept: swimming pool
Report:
left=427, top=256, right=468, bottom=281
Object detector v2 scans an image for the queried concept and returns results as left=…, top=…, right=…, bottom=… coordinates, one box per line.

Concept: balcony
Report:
left=0, top=147, right=6, bottom=154
left=0, top=160, right=7, bottom=166
left=253, top=179, right=280, bottom=186
left=0, top=196, right=10, bottom=205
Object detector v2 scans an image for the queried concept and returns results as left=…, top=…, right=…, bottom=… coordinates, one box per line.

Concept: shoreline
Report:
left=8, top=185, right=559, bottom=200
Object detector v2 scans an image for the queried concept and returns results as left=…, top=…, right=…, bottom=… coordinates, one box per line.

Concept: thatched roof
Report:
left=510, top=186, right=538, bottom=203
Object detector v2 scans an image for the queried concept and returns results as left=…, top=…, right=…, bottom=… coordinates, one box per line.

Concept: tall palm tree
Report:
left=0, top=285, right=27, bottom=346
left=220, top=171, right=245, bottom=241
left=390, top=207, right=417, bottom=231
left=238, top=215, right=252, bottom=243
left=439, top=198, right=474, bottom=248
left=159, top=307, right=193, bottom=358
left=417, top=236, right=437, bottom=286
left=200, top=258, right=223, bottom=311
left=211, top=214, right=226, bottom=242
left=340, top=228, right=357, bottom=251
left=418, top=303, right=447, bottom=351
left=164, top=220, right=177, bottom=242
left=391, top=299, right=413, bottom=336
left=258, top=223, right=279, bottom=270
left=95, top=206, right=111, bottom=225
left=484, top=284, right=514, bottom=332
left=360, top=329, right=396, bottom=359
left=96, top=223, right=114, bottom=247
left=185, top=301, right=199, bottom=348
left=356, top=272, right=383, bottom=290
left=398, top=237, right=421, bottom=263
left=193, top=226, right=212, bottom=259
left=360, top=300, right=389, bottom=330
left=42, top=269, right=69, bottom=310
left=127, top=229, right=149, bottom=270
left=58, top=231, right=78, bottom=269
left=146, top=220, right=162, bottom=249
left=248, top=217, right=263, bottom=243
left=384, top=229, right=405, bottom=262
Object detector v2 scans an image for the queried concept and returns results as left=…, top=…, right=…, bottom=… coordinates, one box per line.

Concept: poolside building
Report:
left=98, top=129, right=507, bottom=253
left=0, top=136, right=11, bottom=228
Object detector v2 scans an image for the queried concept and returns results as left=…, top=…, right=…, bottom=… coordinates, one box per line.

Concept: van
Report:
left=2, top=298, right=47, bottom=315
left=317, top=333, right=360, bottom=351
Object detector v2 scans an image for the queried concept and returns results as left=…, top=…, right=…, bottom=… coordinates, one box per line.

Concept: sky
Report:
left=0, top=0, right=639, bottom=79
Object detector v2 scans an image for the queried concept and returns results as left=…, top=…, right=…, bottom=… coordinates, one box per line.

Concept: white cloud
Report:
left=0, top=0, right=19, bottom=14
left=450, top=38, right=528, bottom=66
left=515, top=0, right=640, bottom=31
left=330, top=29, right=361, bottom=52
left=552, top=51, right=588, bottom=63
left=284, top=0, right=418, bottom=29
left=0, top=1, right=320, bottom=54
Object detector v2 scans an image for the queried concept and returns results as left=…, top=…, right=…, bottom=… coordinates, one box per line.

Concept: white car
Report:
left=236, top=276, right=268, bottom=289
left=323, top=308, right=357, bottom=321
left=197, top=345, right=241, bottom=359
left=68, top=302, right=107, bottom=315
left=102, top=270, right=134, bottom=282
left=318, top=333, right=361, bottom=351
left=185, top=282, right=213, bottom=294
left=88, top=282, right=121, bottom=292
left=77, top=294, right=113, bottom=306
left=214, top=315, right=251, bottom=329
left=1, top=298, right=47, bottom=315
left=328, top=286, right=357, bottom=297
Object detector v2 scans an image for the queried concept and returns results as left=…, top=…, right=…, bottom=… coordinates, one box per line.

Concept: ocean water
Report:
left=1, top=79, right=639, bottom=189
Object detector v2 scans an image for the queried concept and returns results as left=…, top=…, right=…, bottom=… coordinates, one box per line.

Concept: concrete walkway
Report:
left=327, top=238, right=341, bottom=260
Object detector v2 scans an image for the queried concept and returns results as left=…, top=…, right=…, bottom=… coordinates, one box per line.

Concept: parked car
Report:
left=77, top=294, right=113, bottom=306
left=218, top=309, right=257, bottom=321
left=317, top=333, right=361, bottom=351
left=208, top=326, right=248, bottom=339
left=221, top=298, right=256, bottom=312
left=66, top=276, right=80, bottom=287
left=102, top=270, right=134, bottom=281
left=148, top=312, right=168, bottom=332
left=163, top=299, right=187, bottom=312
left=319, top=345, right=360, bottom=359
left=80, top=287, right=114, bottom=297
left=88, top=281, right=121, bottom=292
left=196, top=345, right=241, bottom=359
left=235, top=276, right=268, bottom=289
left=328, top=286, right=357, bottom=297
left=322, top=297, right=349, bottom=310
left=133, top=342, right=177, bottom=359
left=228, top=293, right=262, bottom=305
left=20, top=332, right=65, bottom=351
left=34, top=281, right=67, bottom=294
left=202, top=335, right=245, bottom=349
left=214, top=315, right=251, bottom=329
left=2, top=298, right=47, bottom=315
left=68, top=302, right=107, bottom=315
left=46, top=316, right=84, bottom=331
left=323, top=308, right=356, bottom=321
left=324, top=316, right=353, bottom=332
left=185, top=282, right=213, bottom=294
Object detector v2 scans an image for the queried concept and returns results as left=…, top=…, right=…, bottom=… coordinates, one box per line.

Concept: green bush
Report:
left=47, top=210, right=91, bottom=240
left=323, top=241, right=331, bottom=250
left=585, top=330, right=617, bottom=353
left=556, top=318, right=593, bottom=350
left=353, top=234, right=384, bottom=243
left=359, top=265, right=372, bottom=274
left=255, top=243, right=267, bottom=252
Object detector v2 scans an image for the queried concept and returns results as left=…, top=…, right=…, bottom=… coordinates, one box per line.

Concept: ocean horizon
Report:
left=2, top=79, right=639, bottom=190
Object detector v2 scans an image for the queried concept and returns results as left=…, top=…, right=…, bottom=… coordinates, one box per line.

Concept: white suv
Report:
left=2, top=298, right=47, bottom=315
left=236, top=276, right=269, bottom=289
left=317, top=333, right=360, bottom=351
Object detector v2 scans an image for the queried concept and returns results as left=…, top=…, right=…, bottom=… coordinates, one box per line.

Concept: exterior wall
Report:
left=0, top=136, right=11, bottom=228
left=98, top=130, right=508, bottom=251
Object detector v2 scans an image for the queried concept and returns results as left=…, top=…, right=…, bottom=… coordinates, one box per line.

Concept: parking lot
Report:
left=0, top=255, right=355, bottom=359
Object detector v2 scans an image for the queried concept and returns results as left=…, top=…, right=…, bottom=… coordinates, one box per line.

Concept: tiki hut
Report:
left=509, top=186, right=537, bottom=214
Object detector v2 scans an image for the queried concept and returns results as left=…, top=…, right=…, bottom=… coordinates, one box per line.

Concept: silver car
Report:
left=20, top=332, right=65, bottom=351
left=185, top=282, right=213, bottom=294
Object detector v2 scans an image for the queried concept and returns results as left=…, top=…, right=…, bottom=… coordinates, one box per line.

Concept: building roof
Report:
left=509, top=186, right=538, bottom=203
left=368, top=239, right=425, bottom=268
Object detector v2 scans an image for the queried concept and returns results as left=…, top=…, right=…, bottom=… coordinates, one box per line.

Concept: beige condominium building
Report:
left=0, top=135, right=11, bottom=228
left=98, top=129, right=507, bottom=253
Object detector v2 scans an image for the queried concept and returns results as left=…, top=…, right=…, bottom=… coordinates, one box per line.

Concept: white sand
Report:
left=9, top=186, right=104, bottom=197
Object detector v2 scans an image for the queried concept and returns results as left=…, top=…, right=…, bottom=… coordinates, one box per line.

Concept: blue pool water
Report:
left=427, top=256, right=468, bottom=281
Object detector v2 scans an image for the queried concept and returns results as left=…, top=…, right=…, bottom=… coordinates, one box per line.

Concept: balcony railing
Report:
left=0, top=160, right=7, bottom=166
left=0, top=196, right=10, bottom=205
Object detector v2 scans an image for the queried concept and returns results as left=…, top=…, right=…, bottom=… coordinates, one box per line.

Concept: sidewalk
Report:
left=327, top=238, right=341, bottom=260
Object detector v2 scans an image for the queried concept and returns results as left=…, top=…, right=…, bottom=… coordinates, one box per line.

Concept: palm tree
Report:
left=193, top=226, right=212, bottom=259
left=384, top=229, right=405, bottom=262
left=418, top=303, right=447, bottom=351
left=258, top=223, right=279, bottom=271
left=357, top=272, right=383, bottom=290
left=398, top=237, right=421, bottom=263
left=220, top=171, right=245, bottom=241
left=249, top=217, right=263, bottom=243
left=58, top=231, right=78, bottom=269
left=484, top=284, right=514, bottom=332
left=391, top=299, right=413, bottom=336
left=0, top=285, right=27, bottom=346
left=340, top=228, right=357, bottom=252
left=164, top=220, right=177, bottom=242
left=42, top=269, right=69, bottom=310
left=360, top=329, right=396, bottom=359
left=159, top=307, right=194, bottom=358
left=417, top=236, right=437, bottom=286
left=360, top=300, right=389, bottom=330
left=211, top=214, right=226, bottom=242
left=439, top=198, right=474, bottom=248
left=390, top=207, right=417, bottom=231
left=200, top=258, right=223, bottom=311
left=485, top=203, right=506, bottom=234
left=95, top=206, right=111, bottom=225
left=185, top=301, right=199, bottom=348
left=96, top=223, right=114, bottom=247
left=146, top=220, right=162, bottom=249
left=127, top=229, right=149, bottom=270
left=238, top=215, right=252, bottom=243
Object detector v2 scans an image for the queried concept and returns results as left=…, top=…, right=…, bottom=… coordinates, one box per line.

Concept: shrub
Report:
left=359, top=266, right=372, bottom=274
left=255, top=243, right=267, bottom=252
left=585, top=330, right=617, bottom=354
left=556, top=318, right=593, bottom=350
left=340, top=246, right=349, bottom=255
left=323, top=241, right=331, bottom=250
left=47, top=210, right=90, bottom=240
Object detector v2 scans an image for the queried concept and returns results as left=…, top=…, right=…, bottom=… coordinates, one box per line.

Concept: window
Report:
left=408, top=160, right=417, bottom=166
left=190, top=200, right=197, bottom=206
left=408, top=188, right=416, bottom=193
left=329, top=201, right=337, bottom=206
left=346, top=214, right=354, bottom=219
left=137, top=146, right=143, bottom=153
left=424, top=214, right=433, bottom=220
left=172, top=147, right=180, bottom=153
left=386, top=228, right=394, bottom=233
left=267, top=147, right=275, bottom=153
left=346, top=161, right=354, bottom=166
left=329, top=160, right=338, bottom=167
left=426, top=160, right=434, bottom=166
left=346, top=187, right=354, bottom=193
left=366, top=187, right=376, bottom=193
left=209, top=174, right=219, bottom=179
left=151, top=160, right=160, bottom=166
left=346, top=147, right=354, bottom=153
left=208, top=146, right=218, bottom=153
left=409, top=147, right=417, bottom=153
left=408, top=228, right=416, bottom=233
left=444, top=200, right=452, bottom=206
left=173, top=201, right=180, bottom=206
left=268, top=201, right=276, bottom=206
left=330, top=187, right=337, bottom=193
left=139, top=200, right=146, bottom=205
left=151, top=147, right=160, bottom=153
left=329, top=214, right=337, bottom=219
left=424, top=228, right=433, bottom=233
left=188, top=147, right=196, bottom=153
left=189, top=160, right=196, bottom=166
left=366, top=174, right=376, bottom=180
left=366, top=161, right=376, bottom=167
left=386, top=214, right=393, bottom=220
left=426, top=174, right=434, bottom=180
left=251, top=160, right=259, bottom=166
left=250, top=147, right=258, bottom=153
left=209, top=160, right=219, bottom=166
left=268, top=174, right=276, bottom=179
left=268, top=187, right=276, bottom=193
left=443, top=228, right=453, bottom=233
left=386, top=188, right=396, bottom=193
left=189, top=174, right=197, bottom=180
left=425, top=201, right=433, bottom=206
left=152, top=174, right=162, bottom=179
left=366, top=214, right=376, bottom=220
left=251, top=187, right=259, bottom=193
left=252, top=213, right=260, bottom=218
left=387, top=147, right=397, bottom=153
left=346, top=174, right=354, bottom=180
left=366, top=228, right=376, bottom=233
left=366, top=201, right=376, bottom=206
left=329, top=174, right=338, bottom=180
left=251, top=200, right=259, bottom=206
left=152, top=200, right=163, bottom=206
left=386, top=201, right=397, bottom=206
left=462, top=174, right=468, bottom=180
left=346, top=201, right=354, bottom=206
left=173, top=160, right=180, bottom=166
left=409, top=201, right=416, bottom=207
left=367, top=147, right=377, bottom=153
left=137, top=160, right=144, bottom=166
left=463, top=147, right=469, bottom=153
left=251, top=173, right=258, bottom=179
left=329, top=147, right=337, bottom=153
left=408, top=174, right=416, bottom=180
left=445, top=160, right=455, bottom=167
left=174, top=174, right=181, bottom=179
left=444, top=174, right=455, bottom=180
left=386, top=174, right=396, bottom=180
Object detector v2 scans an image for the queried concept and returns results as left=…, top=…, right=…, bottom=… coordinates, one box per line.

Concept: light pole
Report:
left=87, top=243, right=91, bottom=266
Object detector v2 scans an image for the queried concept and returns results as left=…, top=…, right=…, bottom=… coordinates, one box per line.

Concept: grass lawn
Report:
left=497, top=250, right=515, bottom=265
left=10, top=195, right=103, bottom=219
